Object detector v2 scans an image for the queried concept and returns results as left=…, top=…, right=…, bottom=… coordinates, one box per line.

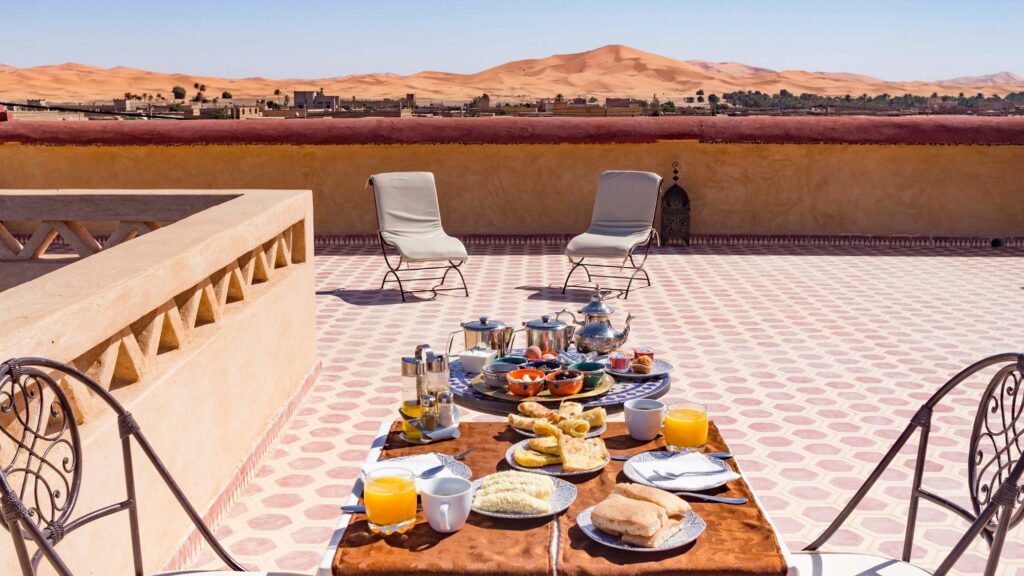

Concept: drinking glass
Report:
left=663, top=402, right=709, bottom=452
left=364, top=468, right=417, bottom=535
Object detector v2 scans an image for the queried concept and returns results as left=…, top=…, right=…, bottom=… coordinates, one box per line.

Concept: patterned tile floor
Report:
left=189, top=242, right=1024, bottom=575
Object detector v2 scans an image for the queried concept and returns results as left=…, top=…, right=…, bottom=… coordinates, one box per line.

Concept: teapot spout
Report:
left=618, top=313, right=633, bottom=344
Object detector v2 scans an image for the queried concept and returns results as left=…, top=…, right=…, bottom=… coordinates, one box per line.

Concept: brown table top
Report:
left=333, top=422, right=788, bottom=576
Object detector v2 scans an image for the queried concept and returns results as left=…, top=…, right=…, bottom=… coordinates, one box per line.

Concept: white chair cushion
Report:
left=790, top=552, right=931, bottom=576
left=371, top=171, right=468, bottom=262
left=566, top=170, right=661, bottom=258
left=565, top=229, right=652, bottom=258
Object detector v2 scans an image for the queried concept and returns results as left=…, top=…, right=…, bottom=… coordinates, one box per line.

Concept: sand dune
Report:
left=1, top=44, right=1022, bottom=103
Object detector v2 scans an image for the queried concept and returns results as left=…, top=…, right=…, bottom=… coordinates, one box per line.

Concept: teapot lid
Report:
left=524, top=314, right=568, bottom=331
left=462, top=316, right=507, bottom=332
left=578, top=287, right=615, bottom=316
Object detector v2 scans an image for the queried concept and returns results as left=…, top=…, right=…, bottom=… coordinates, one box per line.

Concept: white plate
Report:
left=623, top=451, right=733, bottom=491
left=504, top=439, right=609, bottom=476
left=605, top=359, right=673, bottom=379
left=577, top=507, right=706, bottom=552
left=471, top=475, right=577, bottom=519
left=371, top=453, right=473, bottom=486
left=511, top=422, right=607, bottom=439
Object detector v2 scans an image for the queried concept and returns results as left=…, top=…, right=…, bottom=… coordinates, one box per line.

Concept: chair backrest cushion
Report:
left=370, top=172, right=445, bottom=238
left=588, top=171, right=662, bottom=236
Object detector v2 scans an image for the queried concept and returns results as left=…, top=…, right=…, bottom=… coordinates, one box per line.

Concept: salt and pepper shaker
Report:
left=419, top=394, right=438, bottom=430
left=437, top=391, right=455, bottom=428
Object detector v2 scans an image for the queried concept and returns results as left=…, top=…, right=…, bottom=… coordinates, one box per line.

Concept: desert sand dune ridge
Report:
left=2, top=44, right=1022, bottom=102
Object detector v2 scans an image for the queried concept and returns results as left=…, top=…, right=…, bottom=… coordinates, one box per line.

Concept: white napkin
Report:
left=630, top=452, right=741, bottom=492
left=361, top=453, right=455, bottom=492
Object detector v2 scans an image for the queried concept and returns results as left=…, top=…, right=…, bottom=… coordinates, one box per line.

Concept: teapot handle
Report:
left=445, top=329, right=462, bottom=357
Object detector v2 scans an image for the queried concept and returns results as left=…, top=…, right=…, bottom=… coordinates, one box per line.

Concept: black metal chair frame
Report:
left=561, top=228, right=658, bottom=300
left=369, top=180, right=469, bottom=303
left=804, top=352, right=1024, bottom=576
left=0, top=357, right=246, bottom=576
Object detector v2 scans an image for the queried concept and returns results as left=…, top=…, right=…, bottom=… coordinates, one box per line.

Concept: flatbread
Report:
left=558, top=435, right=608, bottom=472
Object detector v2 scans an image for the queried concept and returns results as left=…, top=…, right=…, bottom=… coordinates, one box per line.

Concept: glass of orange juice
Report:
left=364, top=468, right=417, bottom=535
left=664, top=402, right=709, bottom=452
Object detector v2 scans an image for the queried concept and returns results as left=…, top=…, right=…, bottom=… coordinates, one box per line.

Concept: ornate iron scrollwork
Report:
left=968, top=364, right=1024, bottom=527
left=0, top=366, right=82, bottom=538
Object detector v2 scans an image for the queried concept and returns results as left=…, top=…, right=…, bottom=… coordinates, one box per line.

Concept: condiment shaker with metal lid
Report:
left=437, top=391, right=455, bottom=428
left=401, top=357, right=426, bottom=439
left=419, top=394, right=438, bottom=431
left=426, top=354, right=450, bottom=396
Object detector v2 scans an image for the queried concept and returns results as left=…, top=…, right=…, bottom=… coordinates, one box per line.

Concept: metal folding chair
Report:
left=795, top=353, right=1024, bottom=576
left=0, top=357, right=303, bottom=576
left=368, top=172, right=469, bottom=302
left=562, top=171, right=662, bottom=299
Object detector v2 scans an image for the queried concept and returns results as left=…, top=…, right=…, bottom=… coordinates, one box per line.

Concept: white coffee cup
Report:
left=624, top=398, right=667, bottom=441
left=420, top=476, right=474, bottom=533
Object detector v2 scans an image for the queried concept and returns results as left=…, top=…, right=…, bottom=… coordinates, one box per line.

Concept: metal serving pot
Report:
left=521, top=314, right=577, bottom=354
left=447, top=316, right=516, bottom=357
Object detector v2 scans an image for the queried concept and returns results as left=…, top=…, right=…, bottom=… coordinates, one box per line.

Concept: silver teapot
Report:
left=557, top=287, right=632, bottom=354
left=446, top=316, right=516, bottom=357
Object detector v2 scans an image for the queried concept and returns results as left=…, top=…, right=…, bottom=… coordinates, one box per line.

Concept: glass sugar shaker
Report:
left=426, top=354, right=450, bottom=396
left=437, top=391, right=455, bottom=428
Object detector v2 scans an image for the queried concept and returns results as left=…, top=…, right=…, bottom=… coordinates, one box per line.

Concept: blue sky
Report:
left=3, top=1, right=1021, bottom=81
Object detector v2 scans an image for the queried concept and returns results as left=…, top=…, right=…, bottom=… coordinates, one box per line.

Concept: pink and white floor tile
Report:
left=187, top=243, right=1024, bottom=575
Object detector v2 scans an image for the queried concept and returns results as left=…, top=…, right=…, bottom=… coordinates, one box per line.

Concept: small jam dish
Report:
left=482, top=362, right=517, bottom=390
left=506, top=369, right=546, bottom=397
left=524, top=360, right=561, bottom=374
left=545, top=369, right=584, bottom=396
left=568, top=361, right=605, bottom=390
left=495, top=356, right=529, bottom=366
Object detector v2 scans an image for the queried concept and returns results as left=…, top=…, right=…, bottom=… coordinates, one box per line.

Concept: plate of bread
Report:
left=471, top=470, right=577, bottom=520
left=577, top=483, right=706, bottom=552
left=507, top=401, right=607, bottom=439
left=506, top=430, right=610, bottom=476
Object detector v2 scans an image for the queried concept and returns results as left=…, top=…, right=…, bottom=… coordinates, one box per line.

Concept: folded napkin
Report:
left=630, top=452, right=741, bottom=492
left=361, top=453, right=456, bottom=492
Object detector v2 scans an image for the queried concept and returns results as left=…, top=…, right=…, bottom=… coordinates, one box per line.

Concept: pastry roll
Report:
left=558, top=401, right=584, bottom=420
left=518, top=401, right=559, bottom=422
left=526, top=436, right=561, bottom=455
left=556, top=418, right=590, bottom=438
left=580, top=407, right=606, bottom=428
left=508, top=413, right=539, bottom=431
left=532, top=420, right=561, bottom=437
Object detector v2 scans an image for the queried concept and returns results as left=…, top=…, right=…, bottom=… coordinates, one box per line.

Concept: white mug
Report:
left=420, top=476, right=474, bottom=533
left=624, top=398, right=666, bottom=441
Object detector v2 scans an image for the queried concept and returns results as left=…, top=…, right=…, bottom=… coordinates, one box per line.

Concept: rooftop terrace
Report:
left=176, top=241, right=1023, bottom=575
left=1, top=117, right=1023, bottom=576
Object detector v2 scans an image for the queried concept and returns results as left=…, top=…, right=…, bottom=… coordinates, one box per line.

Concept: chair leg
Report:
left=562, top=258, right=586, bottom=294
left=452, top=261, right=469, bottom=297
left=381, top=269, right=407, bottom=302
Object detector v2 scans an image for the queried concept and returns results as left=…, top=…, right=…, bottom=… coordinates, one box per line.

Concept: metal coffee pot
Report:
left=558, top=287, right=632, bottom=354
left=521, top=314, right=577, bottom=354
left=446, top=316, right=516, bottom=357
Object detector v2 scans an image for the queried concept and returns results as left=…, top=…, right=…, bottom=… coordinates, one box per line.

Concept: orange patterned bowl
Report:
left=506, top=369, right=547, bottom=397
left=545, top=370, right=584, bottom=396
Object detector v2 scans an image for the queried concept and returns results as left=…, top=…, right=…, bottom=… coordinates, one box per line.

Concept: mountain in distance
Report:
left=1, top=44, right=1023, bottom=102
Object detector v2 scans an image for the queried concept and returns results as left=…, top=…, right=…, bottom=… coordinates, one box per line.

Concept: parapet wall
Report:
left=2, top=117, right=1024, bottom=239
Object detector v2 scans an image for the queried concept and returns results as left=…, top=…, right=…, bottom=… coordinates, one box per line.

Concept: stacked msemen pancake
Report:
left=591, top=484, right=692, bottom=548
left=473, top=471, right=554, bottom=515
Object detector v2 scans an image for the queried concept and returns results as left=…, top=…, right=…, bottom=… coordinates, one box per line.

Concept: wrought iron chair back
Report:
left=805, top=353, right=1024, bottom=576
left=0, top=357, right=243, bottom=576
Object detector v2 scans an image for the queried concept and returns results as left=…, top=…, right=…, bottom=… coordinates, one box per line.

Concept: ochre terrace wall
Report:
left=2, top=117, right=1024, bottom=238
left=0, top=190, right=317, bottom=575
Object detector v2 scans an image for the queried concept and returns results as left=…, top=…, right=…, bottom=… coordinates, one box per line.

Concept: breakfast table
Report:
left=317, top=420, right=794, bottom=576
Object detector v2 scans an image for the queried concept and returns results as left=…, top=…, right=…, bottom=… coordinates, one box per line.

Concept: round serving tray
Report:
left=470, top=373, right=614, bottom=403
left=448, top=359, right=671, bottom=416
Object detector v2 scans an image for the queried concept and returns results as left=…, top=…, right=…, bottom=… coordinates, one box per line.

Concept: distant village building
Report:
left=184, top=105, right=264, bottom=119
left=294, top=91, right=342, bottom=110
